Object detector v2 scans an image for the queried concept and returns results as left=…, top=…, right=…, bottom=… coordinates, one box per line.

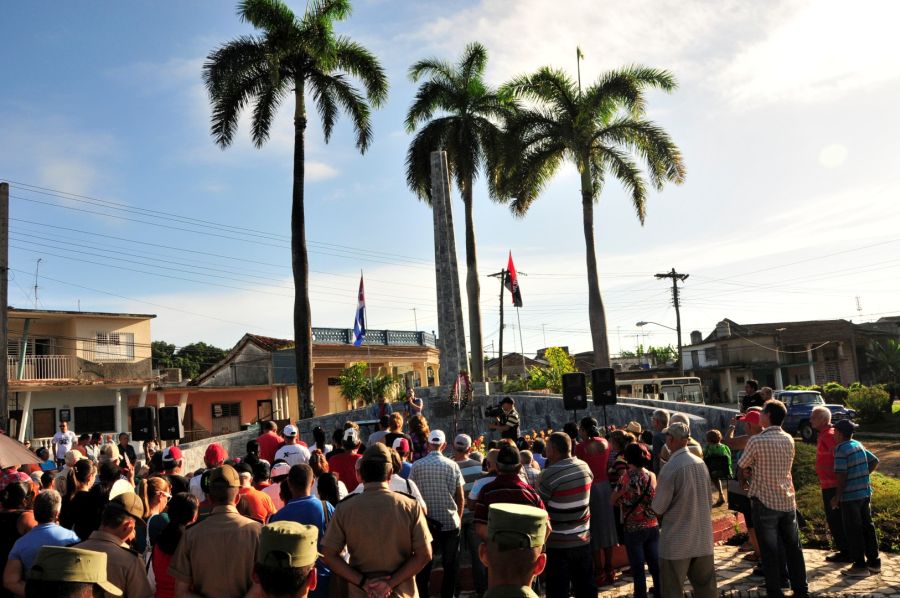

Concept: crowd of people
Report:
left=0, top=386, right=885, bottom=598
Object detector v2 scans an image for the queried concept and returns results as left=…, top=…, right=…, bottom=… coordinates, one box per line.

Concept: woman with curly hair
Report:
left=408, top=414, right=430, bottom=462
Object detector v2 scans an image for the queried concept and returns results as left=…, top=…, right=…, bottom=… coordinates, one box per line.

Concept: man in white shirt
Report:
left=275, top=425, right=311, bottom=466
left=51, top=421, right=77, bottom=467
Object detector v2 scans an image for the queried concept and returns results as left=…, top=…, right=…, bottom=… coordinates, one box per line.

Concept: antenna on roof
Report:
left=33, top=258, right=42, bottom=308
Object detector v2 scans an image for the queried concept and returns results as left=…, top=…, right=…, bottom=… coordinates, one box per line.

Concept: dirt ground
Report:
left=865, top=439, right=900, bottom=477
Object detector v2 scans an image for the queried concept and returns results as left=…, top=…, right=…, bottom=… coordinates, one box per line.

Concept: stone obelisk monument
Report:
left=430, top=151, right=469, bottom=383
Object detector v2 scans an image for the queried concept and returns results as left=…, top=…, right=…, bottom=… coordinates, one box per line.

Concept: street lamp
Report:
left=636, top=320, right=684, bottom=376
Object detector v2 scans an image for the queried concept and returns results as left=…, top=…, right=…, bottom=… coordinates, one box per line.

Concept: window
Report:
left=327, top=377, right=341, bottom=386
left=95, top=332, right=135, bottom=361
left=212, top=403, right=241, bottom=418
left=74, top=406, right=116, bottom=433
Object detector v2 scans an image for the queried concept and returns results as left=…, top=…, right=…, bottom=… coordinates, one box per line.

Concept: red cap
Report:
left=204, top=443, right=227, bottom=465
left=163, top=446, right=183, bottom=462
left=736, top=411, right=761, bottom=426
left=391, top=437, right=410, bottom=454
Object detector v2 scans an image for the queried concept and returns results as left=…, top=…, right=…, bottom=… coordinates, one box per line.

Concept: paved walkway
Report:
left=458, top=544, right=899, bottom=597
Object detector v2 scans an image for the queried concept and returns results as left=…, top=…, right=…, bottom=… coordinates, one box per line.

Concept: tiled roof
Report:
left=245, top=334, right=295, bottom=351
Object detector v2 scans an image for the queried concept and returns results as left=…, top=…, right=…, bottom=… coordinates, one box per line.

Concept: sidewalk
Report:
left=457, top=544, right=899, bottom=597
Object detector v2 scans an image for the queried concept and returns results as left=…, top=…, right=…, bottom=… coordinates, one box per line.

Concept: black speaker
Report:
left=158, top=406, right=184, bottom=441
left=562, top=372, right=588, bottom=410
left=591, top=368, right=617, bottom=406
left=131, top=407, right=156, bottom=441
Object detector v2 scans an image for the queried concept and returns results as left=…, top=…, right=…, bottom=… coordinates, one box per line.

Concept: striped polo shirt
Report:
left=833, top=439, right=873, bottom=502
left=537, top=456, right=593, bottom=549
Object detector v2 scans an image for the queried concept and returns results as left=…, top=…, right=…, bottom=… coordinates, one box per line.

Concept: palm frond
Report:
left=408, top=57, right=454, bottom=83
left=593, top=118, right=685, bottom=189
left=203, top=37, right=270, bottom=148
left=594, top=147, right=648, bottom=223
left=333, top=37, right=388, bottom=107
left=459, top=41, right=488, bottom=82
left=319, top=72, right=373, bottom=151
left=250, top=76, right=290, bottom=148
left=239, top=0, right=298, bottom=33
left=404, top=79, right=455, bottom=132
left=405, top=117, right=453, bottom=202
left=308, top=71, right=339, bottom=142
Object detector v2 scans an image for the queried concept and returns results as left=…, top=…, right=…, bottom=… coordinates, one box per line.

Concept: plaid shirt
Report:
left=737, top=426, right=796, bottom=512
left=409, top=451, right=464, bottom=530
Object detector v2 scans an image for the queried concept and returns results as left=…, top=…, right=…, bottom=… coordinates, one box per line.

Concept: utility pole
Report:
left=655, top=268, right=689, bottom=376
left=488, top=269, right=506, bottom=381
left=0, top=182, right=8, bottom=433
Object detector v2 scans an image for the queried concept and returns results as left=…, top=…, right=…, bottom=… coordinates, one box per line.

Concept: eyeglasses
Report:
left=160, top=492, right=172, bottom=499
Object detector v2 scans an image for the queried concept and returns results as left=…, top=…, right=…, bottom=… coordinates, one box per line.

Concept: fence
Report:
left=7, top=355, right=77, bottom=380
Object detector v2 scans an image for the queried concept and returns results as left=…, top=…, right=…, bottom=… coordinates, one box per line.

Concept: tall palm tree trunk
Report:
left=580, top=168, right=611, bottom=368
left=462, top=178, right=484, bottom=382
left=293, top=83, right=314, bottom=418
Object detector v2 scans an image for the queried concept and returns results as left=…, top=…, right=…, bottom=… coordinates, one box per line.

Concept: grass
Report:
left=794, top=441, right=900, bottom=553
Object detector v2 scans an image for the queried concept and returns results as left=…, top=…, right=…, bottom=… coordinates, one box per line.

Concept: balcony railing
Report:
left=311, top=327, right=436, bottom=347
left=8, top=355, right=77, bottom=380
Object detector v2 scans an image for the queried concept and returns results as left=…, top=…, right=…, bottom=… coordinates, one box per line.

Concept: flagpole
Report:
left=362, top=270, right=375, bottom=408
left=516, top=307, right=527, bottom=375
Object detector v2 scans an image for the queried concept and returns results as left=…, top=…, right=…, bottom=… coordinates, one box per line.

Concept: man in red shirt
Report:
left=474, top=443, right=545, bottom=540
left=811, top=406, right=850, bottom=562
left=257, top=421, right=284, bottom=464
left=235, top=462, right=277, bottom=523
left=327, top=428, right=363, bottom=492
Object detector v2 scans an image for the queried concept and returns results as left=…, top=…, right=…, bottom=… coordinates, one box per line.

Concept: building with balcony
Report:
left=681, top=318, right=897, bottom=403
left=6, top=307, right=156, bottom=442
left=138, top=328, right=440, bottom=440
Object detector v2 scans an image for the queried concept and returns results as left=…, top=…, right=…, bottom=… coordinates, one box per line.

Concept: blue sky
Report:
left=2, top=0, right=899, bottom=357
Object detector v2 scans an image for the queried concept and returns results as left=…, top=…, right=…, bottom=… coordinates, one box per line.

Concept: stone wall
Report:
left=177, top=391, right=737, bottom=471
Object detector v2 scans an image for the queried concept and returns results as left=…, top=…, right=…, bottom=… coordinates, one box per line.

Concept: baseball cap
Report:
left=107, top=492, right=145, bottom=520
left=258, top=521, right=319, bottom=568
left=204, top=443, right=228, bottom=465
left=662, top=422, right=691, bottom=439
left=487, top=504, right=548, bottom=552
left=428, top=430, right=446, bottom=445
left=360, top=443, right=392, bottom=464
left=28, top=546, right=122, bottom=596
left=271, top=462, right=291, bottom=479
left=343, top=428, right=360, bottom=443
left=496, top=443, right=521, bottom=471
left=736, top=411, right=762, bottom=426
left=162, top=446, right=182, bottom=462
left=454, top=434, right=472, bottom=450
left=0, top=470, right=31, bottom=492
left=391, top=437, right=410, bottom=453
left=834, top=419, right=858, bottom=436
left=208, top=464, right=241, bottom=488
left=282, top=425, right=298, bottom=437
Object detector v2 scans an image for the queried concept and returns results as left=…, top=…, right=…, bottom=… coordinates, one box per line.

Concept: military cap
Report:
left=359, top=442, right=392, bottom=464
left=258, top=521, right=318, bottom=568
left=107, top=492, right=145, bottom=520
left=487, top=503, right=548, bottom=551
left=208, top=463, right=240, bottom=488
left=28, top=546, right=123, bottom=595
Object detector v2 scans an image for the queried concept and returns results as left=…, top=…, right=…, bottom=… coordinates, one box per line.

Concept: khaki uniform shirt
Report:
left=484, top=585, right=540, bottom=598
left=78, top=530, right=154, bottom=598
left=322, top=483, right=431, bottom=598
left=169, top=504, right=261, bottom=598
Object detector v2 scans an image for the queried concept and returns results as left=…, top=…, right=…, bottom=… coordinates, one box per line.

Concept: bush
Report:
left=847, top=385, right=892, bottom=423
left=797, top=473, right=900, bottom=553
left=822, top=382, right=849, bottom=405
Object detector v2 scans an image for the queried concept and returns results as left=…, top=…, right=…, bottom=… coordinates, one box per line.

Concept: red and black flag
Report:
left=505, top=251, right=523, bottom=307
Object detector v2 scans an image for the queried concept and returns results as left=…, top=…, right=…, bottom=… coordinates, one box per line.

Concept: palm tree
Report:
left=204, top=0, right=387, bottom=418
left=499, top=66, right=685, bottom=368
left=867, top=339, right=900, bottom=383
left=405, top=42, right=512, bottom=382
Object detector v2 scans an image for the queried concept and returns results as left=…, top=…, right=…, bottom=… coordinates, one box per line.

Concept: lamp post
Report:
left=636, top=320, right=684, bottom=376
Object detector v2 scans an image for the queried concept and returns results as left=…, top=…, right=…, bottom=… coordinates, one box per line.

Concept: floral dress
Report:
left=615, top=468, right=658, bottom=533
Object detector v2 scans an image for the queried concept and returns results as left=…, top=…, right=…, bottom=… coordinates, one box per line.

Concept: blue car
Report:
left=775, top=390, right=856, bottom=442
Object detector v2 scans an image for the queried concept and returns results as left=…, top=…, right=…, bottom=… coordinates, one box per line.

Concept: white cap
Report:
left=454, top=434, right=472, bottom=449
left=343, top=428, right=360, bottom=443
left=271, top=463, right=291, bottom=478
left=282, top=425, right=298, bottom=437
left=429, top=430, right=446, bottom=445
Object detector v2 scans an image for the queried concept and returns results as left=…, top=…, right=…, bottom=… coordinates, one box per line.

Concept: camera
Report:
left=484, top=405, right=504, bottom=418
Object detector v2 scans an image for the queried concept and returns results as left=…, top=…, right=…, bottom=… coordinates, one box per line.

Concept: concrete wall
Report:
left=177, top=391, right=737, bottom=472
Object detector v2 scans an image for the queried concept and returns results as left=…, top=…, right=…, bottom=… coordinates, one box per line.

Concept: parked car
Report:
left=775, top=390, right=856, bottom=442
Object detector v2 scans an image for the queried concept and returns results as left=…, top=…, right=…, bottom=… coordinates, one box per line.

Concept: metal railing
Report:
left=310, top=327, right=437, bottom=347
left=7, top=355, right=77, bottom=380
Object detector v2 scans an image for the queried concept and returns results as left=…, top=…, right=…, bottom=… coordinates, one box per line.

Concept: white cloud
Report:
left=717, top=0, right=900, bottom=106
left=818, top=144, right=848, bottom=169
left=306, top=161, right=340, bottom=182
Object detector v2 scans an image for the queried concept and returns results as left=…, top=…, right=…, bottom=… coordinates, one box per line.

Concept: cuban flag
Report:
left=352, top=274, right=366, bottom=346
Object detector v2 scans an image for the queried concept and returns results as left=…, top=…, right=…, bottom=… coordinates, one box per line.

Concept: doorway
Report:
left=32, top=407, right=56, bottom=438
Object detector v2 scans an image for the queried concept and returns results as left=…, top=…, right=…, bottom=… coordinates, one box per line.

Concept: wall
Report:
left=198, top=343, right=271, bottom=387
left=72, top=316, right=153, bottom=362
left=16, top=387, right=137, bottom=439
left=177, top=391, right=736, bottom=473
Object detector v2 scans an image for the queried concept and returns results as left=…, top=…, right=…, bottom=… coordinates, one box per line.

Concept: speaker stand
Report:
left=602, top=403, right=610, bottom=438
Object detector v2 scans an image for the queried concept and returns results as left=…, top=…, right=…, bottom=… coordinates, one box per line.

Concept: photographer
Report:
left=489, top=397, right=520, bottom=441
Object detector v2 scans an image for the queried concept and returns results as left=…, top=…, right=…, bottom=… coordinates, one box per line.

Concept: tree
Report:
left=204, top=0, right=388, bottom=418
left=867, top=339, right=900, bottom=383
left=405, top=42, right=513, bottom=383
left=151, top=340, right=227, bottom=380
left=499, top=66, right=685, bottom=368
left=337, top=362, right=398, bottom=408
left=527, top=346, right=575, bottom=392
